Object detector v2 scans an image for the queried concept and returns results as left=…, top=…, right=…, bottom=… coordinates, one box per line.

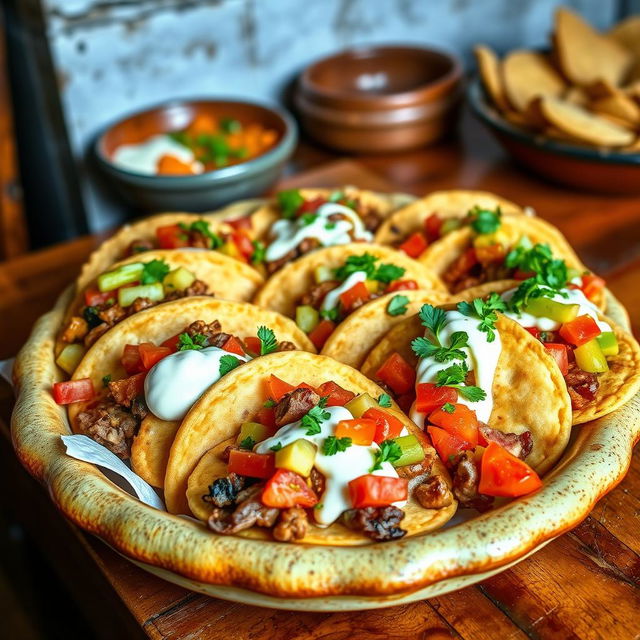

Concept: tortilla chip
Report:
left=474, top=45, right=510, bottom=111
left=361, top=314, right=572, bottom=475
left=374, top=190, right=524, bottom=249
left=252, top=243, right=446, bottom=318
left=131, top=415, right=180, bottom=488
left=608, top=15, right=640, bottom=59
left=321, top=288, right=450, bottom=368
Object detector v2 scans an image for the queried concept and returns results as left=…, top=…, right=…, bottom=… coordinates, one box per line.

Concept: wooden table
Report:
left=2, top=115, right=640, bottom=639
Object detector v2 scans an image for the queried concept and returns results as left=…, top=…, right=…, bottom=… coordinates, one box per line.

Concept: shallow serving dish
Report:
left=468, top=78, right=640, bottom=195
left=11, top=276, right=639, bottom=610
left=94, top=99, right=297, bottom=211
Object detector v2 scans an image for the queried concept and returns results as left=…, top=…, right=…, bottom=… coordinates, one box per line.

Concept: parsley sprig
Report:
left=179, top=220, right=224, bottom=249
left=435, top=362, right=486, bottom=402
left=301, top=397, right=330, bottom=435
left=239, top=436, right=255, bottom=450
left=468, top=205, right=502, bottom=234
left=377, top=393, right=392, bottom=408
left=370, top=439, right=402, bottom=472
left=141, top=259, right=170, bottom=284
left=387, top=294, right=409, bottom=317
left=177, top=333, right=208, bottom=351
left=412, top=304, right=470, bottom=362
left=323, top=436, right=352, bottom=456
left=277, top=189, right=304, bottom=219
left=457, top=293, right=506, bottom=342
left=218, top=355, right=242, bottom=376
left=334, top=254, right=405, bottom=284
left=257, top=326, right=278, bottom=355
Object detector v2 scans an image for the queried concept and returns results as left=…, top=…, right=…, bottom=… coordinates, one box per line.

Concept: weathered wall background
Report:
left=42, top=0, right=621, bottom=231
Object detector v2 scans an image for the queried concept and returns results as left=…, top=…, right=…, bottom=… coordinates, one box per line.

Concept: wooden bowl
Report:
left=94, top=99, right=297, bottom=211
left=469, top=78, right=640, bottom=194
left=295, top=46, right=463, bottom=153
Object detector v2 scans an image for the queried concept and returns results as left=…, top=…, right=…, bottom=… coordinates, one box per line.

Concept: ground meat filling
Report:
left=202, top=473, right=247, bottom=508
left=565, top=362, right=599, bottom=410
left=341, top=506, right=407, bottom=541
left=207, top=484, right=280, bottom=535
left=274, top=388, right=321, bottom=427
left=273, top=507, right=308, bottom=542
left=478, top=424, right=533, bottom=460
left=443, top=244, right=511, bottom=293
left=76, top=402, right=139, bottom=460
left=452, top=452, right=494, bottom=512
left=414, top=476, right=454, bottom=510
left=126, top=238, right=155, bottom=255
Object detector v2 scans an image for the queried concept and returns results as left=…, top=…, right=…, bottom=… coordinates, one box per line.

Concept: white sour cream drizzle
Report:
left=111, top=134, right=204, bottom=175
left=265, top=203, right=374, bottom=262
left=321, top=271, right=367, bottom=312
left=144, top=347, right=248, bottom=421
left=255, top=406, right=404, bottom=526
left=410, top=311, right=501, bottom=428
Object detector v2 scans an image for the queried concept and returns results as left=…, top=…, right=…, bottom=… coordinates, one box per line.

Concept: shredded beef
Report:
left=76, top=402, right=139, bottom=459
left=414, top=475, right=454, bottom=509
left=452, top=452, right=494, bottom=512
left=360, top=208, right=381, bottom=232
left=207, top=332, right=232, bottom=348
left=207, top=484, right=279, bottom=534
left=190, top=230, right=210, bottom=248
left=185, top=319, right=222, bottom=340
left=129, top=297, right=155, bottom=314
left=131, top=396, right=149, bottom=421
left=266, top=249, right=297, bottom=274
left=273, top=507, right=308, bottom=542
left=127, top=239, right=154, bottom=255
left=310, top=468, right=325, bottom=497
left=202, top=473, right=246, bottom=508
left=478, top=424, right=533, bottom=460
left=61, top=316, right=89, bottom=343
left=276, top=341, right=296, bottom=352
left=565, top=362, right=599, bottom=409
left=274, top=387, right=320, bottom=427
left=341, top=506, right=406, bottom=541
left=98, top=304, right=126, bottom=326
left=298, top=237, right=321, bottom=254
left=108, top=378, right=140, bottom=408
left=164, top=279, right=210, bottom=301
left=84, top=323, right=110, bottom=348
left=299, top=281, right=340, bottom=308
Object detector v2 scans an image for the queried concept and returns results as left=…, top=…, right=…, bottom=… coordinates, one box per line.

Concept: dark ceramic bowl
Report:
left=94, top=99, right=297, bottom=212
left=468, top=78, right=640, bottom=194
left=295, top=45, right=463, bottom=153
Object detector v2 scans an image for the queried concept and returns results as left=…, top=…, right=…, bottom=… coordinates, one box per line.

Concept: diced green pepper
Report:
left=574, top=338, right=609, bottom=373
left=344, top=393, right=378, bottom=419
left=118, top=282, right=164, bottom=307
left=236, top=422, right=272, bottom=447
left=391, top=434, right=425, bottom=467
left=97, top=263, right=144, bottom=292
left=295, top=305, right=319, bottom=334
left=163, top=266, right=196, bottom=293
left=275, top=439, right=317, bottom=476
left=566, top=267, right=583, bottom=282
left=596, top=331, right=619, bottom=357
left=440, top=218, right=462, bottom=235
left=55, top=344, right=86, bottom=374
left=523, top=297, right=579, bottom=323
left=314, top=265, right=334, bottom=283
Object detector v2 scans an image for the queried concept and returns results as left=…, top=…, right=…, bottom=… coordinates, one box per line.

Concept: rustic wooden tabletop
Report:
left=1, top=115, right=639, bottom=639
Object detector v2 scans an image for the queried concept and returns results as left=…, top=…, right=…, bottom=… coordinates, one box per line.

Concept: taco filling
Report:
left=263, top=189, right=382, bottom=273
left=201, top=377, right=453, bottom=542
left=293, top=253, right=419, bottom=350
left=53, top=322, right=293, bottom=458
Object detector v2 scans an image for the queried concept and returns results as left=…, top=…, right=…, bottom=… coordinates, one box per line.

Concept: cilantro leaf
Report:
left=320, top=307, right=339, bottom=321
left=141, top=259, right=170, bottom=284
left=468, top=205, right=501, bottom=234
left=257, top=326, right=278, bottom=355
left=374, top=263, right=405, bottom=284
left=168, top=130, right=191, bottom=147
left=442, top=402, right=455, bottom=413
left=269, top=442, right=283, bottom=451
left=250, top=240, right=266, bottom=265
left=277, top=189, right=304, bottom=219
left=301, top=397, right=330, bottom=435
left=457, top=293, right=506, bottom=342
left=418, top=304, right=447, bottom=343
left=102, top=374, right=112, bottom=387
left=323, top=436, right=352, bottom=456
left=370, top=439, right=403, bottom=472
left=377, top=393, right=392, bottom=408
left=457, top=386, right=487, bottom=402
left=411, top=330, right=468, bottom=362
left=239, top=436, right=255, bottom=450
left=435, top=362, right=486, bottom=402
left=387, top=294, right=409, bottom=317
left=264, top=399, right=276, bottom=408
left=219, top=117, right=241, bottom=134
left=325, top=222, right=337, bottom=230
left=177, top=333, right=208, bottom=351
left=328, top=190, right=344, bottom=202
left=300, top=213, right=318, bottom=226
left=334, top=254, right=378, bottom=281
left=189, top=220, right=224, bottom=249
left=218, top=355, right=242, bottom=376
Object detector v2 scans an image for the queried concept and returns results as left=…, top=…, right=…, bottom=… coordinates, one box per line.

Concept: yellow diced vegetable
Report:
left=236, top=422, right=271, bottom=447
left=314, top=265, right=334, bottom=283
left=55, top=344, right=86, bottom=374
left=295, top=305, right=319, bottom=333
left=574, top=338, right=609, bottom=373
left=275, top=439, right=317, bottom=476
left=364, top=279, right=379, bottom=294
left=163, top=267, right=196, bottom=293
left=392, top=435, right=425, bottom=467
left=218, top=241, right=242, bottom=259
left=596, top=331, right=618, bottom=356
left=523, top=298, right=579, bottom=323
left=344, top=392, right=378, bottom=418
left=473, top=229, right=510, bottom=248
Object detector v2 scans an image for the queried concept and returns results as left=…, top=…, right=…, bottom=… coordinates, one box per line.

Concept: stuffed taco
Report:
left=164, top=351, right=458, bottom=544
left=52, top=297, right=314, bottom=488
left=253, top=244, right=447, bottom=351
left=361, top=299, right=573, bottom=509
left=56, top=249, right=264, bottom=371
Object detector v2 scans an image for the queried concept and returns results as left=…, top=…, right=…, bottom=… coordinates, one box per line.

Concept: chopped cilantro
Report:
left=257, top=326, right=278, bottom=355
left=418, top=304, right=447, bottom=342
left=456, top=293, right=506, bottom=343
left=264, top=399, right=276, bottom=408
left=301, top=397, right=330, bottom=435
left=328, top=190, right=344, bottom=202
left=189, top=220, right=224, bottom=249
left=250, top=240, right=266, bottom=265
left=468, top=205, right=502, bottom=234
left=435, top=362, right=486, bottom=402
left=387, top=294, right=409, bottom=317
left=377, top=393, right=392, bottom=408
left=219, top=117, right=241, bottom=134
left=102, top=374, right=112, bottom=387
left=177, top=333, right=208, bottom=351
left=370, top=439, right=402, bottom=472
left=277, top=189, right=304, bottom=219
left=219, top=355, right=242, bottom=376
left=141, top=259, right=170, bottom=284
left=333, top=254, right=405, bottom=284
left=269, top=442, right=283, bottom=452
left=300, top=213, right=318, bottom=226
left=320, top=308, right=339, bottom=321
left=375, top=263, right=405, bottom=284
left=323, top=436, right=352, bottom=456
left=168, top=130, right=191, bottom=147
left=325, top=222, right=337, bottom=231
left=441, top=402, right=456, bottom=413
left=412, top=330, right=469, bottom=363
left=239, top=436, right=255, bottom=450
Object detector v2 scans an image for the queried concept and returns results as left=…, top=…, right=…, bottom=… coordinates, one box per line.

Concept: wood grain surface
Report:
left=1, top=114, right=639, bottom=638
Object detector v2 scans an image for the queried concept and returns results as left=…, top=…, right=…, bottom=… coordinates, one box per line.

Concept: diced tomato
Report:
left=424, top=214, right=443, bottom=242
left=427, top=426, right=469, bottom=466
left=513, top=269, right=535, bottom=280
left=108, top=372, right=146, bottom=405
left=297, top=196, right=327, bottom=215
left=396, top=392, right=414, bottom=414
left=524, top=327, right=541, bottom=340
left=255, top=405, right=277, bottom=429
left=52, top=379, right=94, bottom=405
left=262, top=469, right=318, bottom=508
left=363, top=408, right=404, bottom=444
left=138, top=343, right=171, bottom=370
left=580, top=274, right=605, bottom=302
left=458, top=247, right=478, bottom=272
left=415, top=383, right=457, bottom=414
left=478, top=441, right=542, bottom=497
left=475, top=244, right=505, bottom=263
left=228, top=449, right=275, bottom=479
left=308, top=319, right=336, bottom=350
left=386, top=279, right=418, bottom=293
left=315, top=381, right=355, bottom=406
left=221, top=335, right=245, bottom=356
left=348, top=475, right=408, bottom=509
left=559, top=315, right=601, bottom=347
left=339, top=281, right=370, bottom=312
left=266, top=374, right=295, bottom=402
left=335, top=418, right=377, bottom=445
left=429, top=403, right=478, bottom=447
left=156, top=224, right=189, bottom=249
left=243, top=336, right=261, bottom=355
left=375, top=352, right=416, bottom=395
left=224, top=215, right=252, bottom=232
left=398, top=232, right=428, bottom=258
left=84, top=287, right=115, bottom=307
left=161, top=333, right=181, bottom=352
left=121, top=344, right=144, bottom=374
left=231, top=231, right=254, bottom=260
left=544, top=343, right=569, bottom=376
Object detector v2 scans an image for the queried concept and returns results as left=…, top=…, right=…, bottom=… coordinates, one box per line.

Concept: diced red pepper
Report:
left=544, top=343, right=569, bottom=376
left=221, top=335, right=245, bottom=356
left=458, top=247, right=479, bottom=272
left=255, top=405, right=277, bottom=429
left=138, top=343, right=171, bottom=370
left=315, top=381, right=355, bottom=406
left=231, top=230, right=254, bottom=260
left=375, top=352, right=416, bottom=395
left=478, top=441, right=542, bottom=497
left=335, top=418, right=377, bottom=445
left=524, top=327, right=541, bottom=340
left=363, top=408, right=404, bottom=444
left=415, top=383, right=457, bottom=414
left=156, top=224, right=189, bottom=249
left=424, top=214, right=443, bottom=242
left=121, top=344, right=144, bottom=375
left=224, top=215, right=252, bottom=232
left=559, top=315, right=601, bottom=347
left=429, top=403, right=478, bottom=447
left=228, top=449, right=275, bottom=479
left=262, top=469, right=318, bottom=508
left=580, top=274, right=605, bottom=302
left=84, top=287, right=115, bottom=307
left=475, top=244, right=506, bottom=263
left=161, top=333, right=181, bottom=352
left=297, top=196, right=327, bottom=214
left=339, top=281, right=370, bottom=312
left=52, top=378, right=95, bottom=405
left=398, top=232, right=428, bottom=258
left=348, top=475, right=408, bottom=509
left=243, top=336, right=261, bottom=355
left=308, top=319, right=336, bottom=350
left=386, top=279, right=418, bottom=293
left=427, top=425, right=469, bottom=466
left=266, top=374, right=295, bottom=402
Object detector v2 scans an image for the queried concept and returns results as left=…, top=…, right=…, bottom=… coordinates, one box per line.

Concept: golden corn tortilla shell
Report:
left=608, top=16, right=640, bottom=59
left=418, top=216, right=587, bottom=290
left=66, top=297, right=315, bottom=438
left=321, top=289, right=451, bottom=369
left=361, top=314, right=572, bottom=476
left=374, top=190, right=524, bottom=249
left=77, top=199, right=265, bottom=290
left=130, top=415, right=180, bottom=488
left=165, top=351, right=457, bottom=538
left=57, top=249, right=264, bottom=357
left=474, top=45, right=510, bottom=112
left=554, top=7, right=633, bottom=87
left=252, top=243, right=447, bottom=319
